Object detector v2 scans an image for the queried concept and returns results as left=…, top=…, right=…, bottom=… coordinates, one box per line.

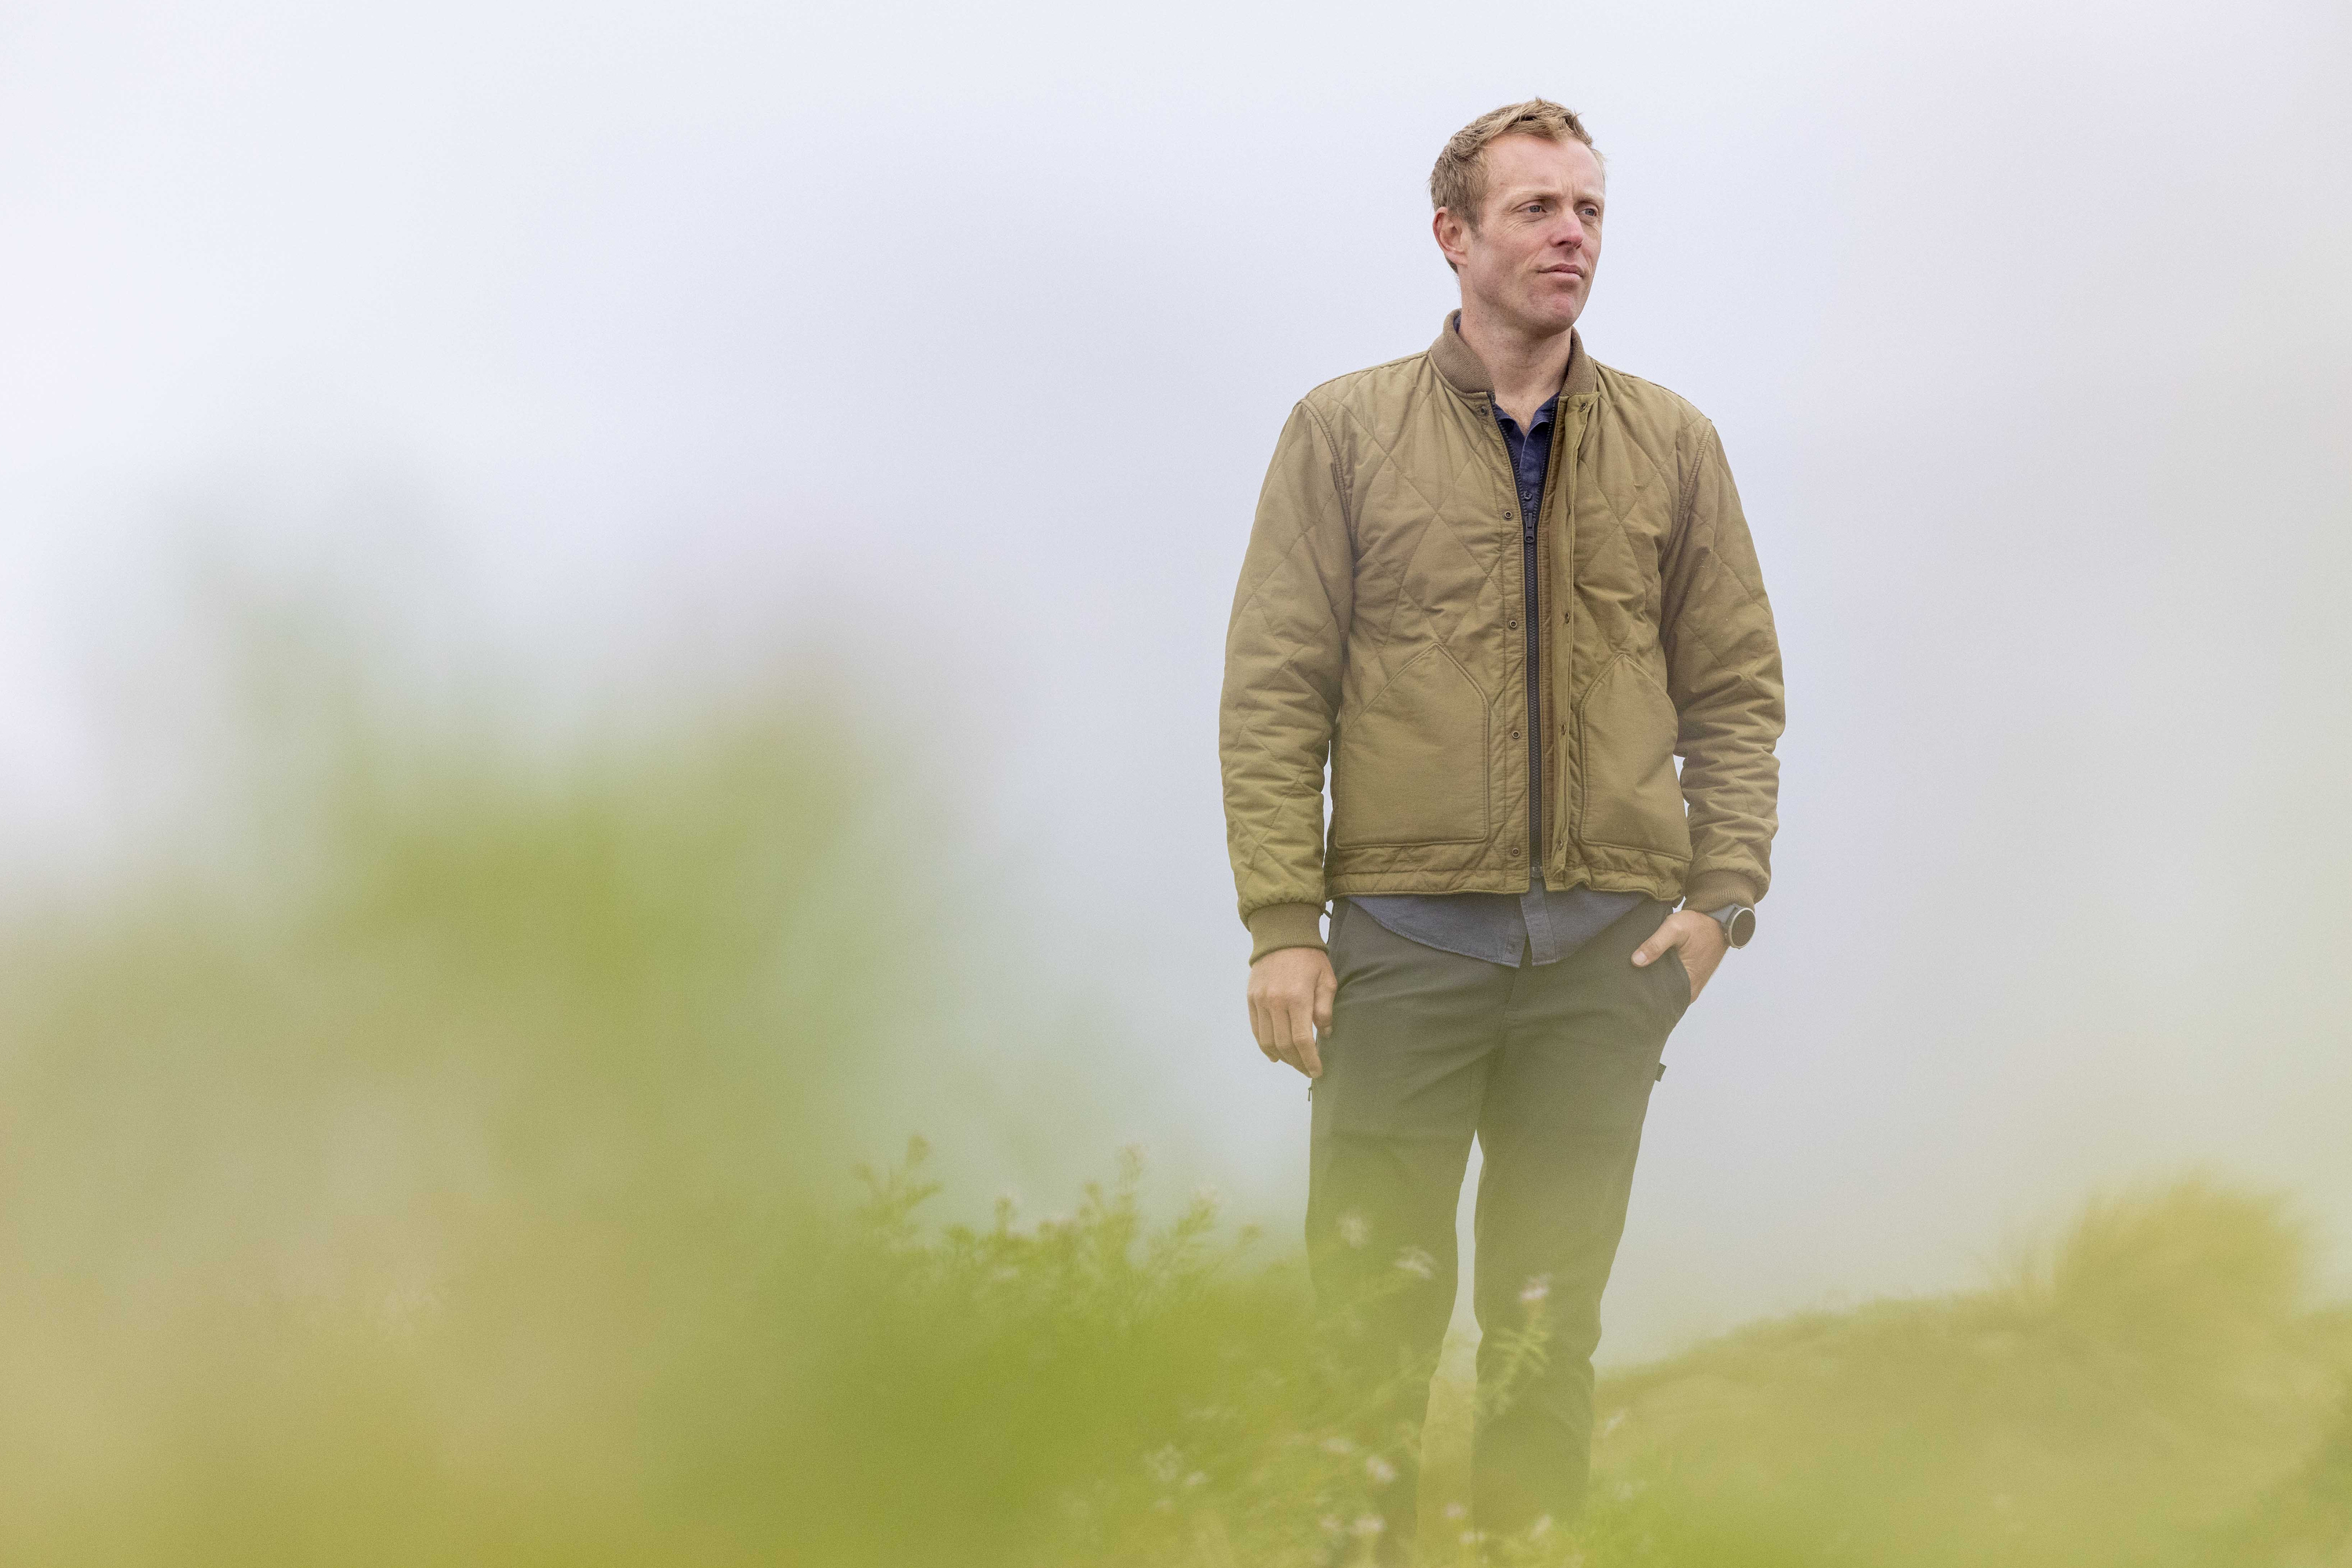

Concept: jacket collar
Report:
left=1428, top=309, right=1598, bottom=402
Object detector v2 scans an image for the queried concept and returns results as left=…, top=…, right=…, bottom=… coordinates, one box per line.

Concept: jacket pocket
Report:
left=1575, top=649, right=1691, bottom=858
left=1330, top=644, right=1490, bottom=848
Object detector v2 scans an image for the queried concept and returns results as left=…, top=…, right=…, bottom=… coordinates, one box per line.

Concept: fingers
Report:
left=1250, top=983, right=1306, bottom=1072
left=1632, top=912, right=1722, bottom=1003
left=1264, top=1014, right=1291, bottom=1067
left=1267, top=998, right=1297, bottom=1068
left=1282, top=967, right=1330, bottom=1079
left=1247, top=950, right=1335, bottom=1078
left=1288, top=993, right=1322, bottom=1079
left=1273, top=993, right=1319, bottom=1078
left=1259, top=1002, right=1312, bottom=1075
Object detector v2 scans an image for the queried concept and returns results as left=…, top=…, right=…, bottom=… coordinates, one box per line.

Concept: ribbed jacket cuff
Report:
left=1680, top=871, right=1759, bottom=913
left=1245, top=902, right=1327, bottom=965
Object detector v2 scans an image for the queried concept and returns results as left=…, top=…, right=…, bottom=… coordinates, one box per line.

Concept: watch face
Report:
left=1726, top=906, right=1757, bottom=948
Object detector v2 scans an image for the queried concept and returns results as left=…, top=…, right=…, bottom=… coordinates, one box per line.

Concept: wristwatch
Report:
left=1705, top=902, right=1757, bottom=949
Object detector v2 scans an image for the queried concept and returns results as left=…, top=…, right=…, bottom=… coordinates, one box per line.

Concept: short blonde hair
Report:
left=1430, top=99, right=1601, bottom=227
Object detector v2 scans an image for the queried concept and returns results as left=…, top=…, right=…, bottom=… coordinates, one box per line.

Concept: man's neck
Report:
left=1456, top=299, right=1574, bottom=428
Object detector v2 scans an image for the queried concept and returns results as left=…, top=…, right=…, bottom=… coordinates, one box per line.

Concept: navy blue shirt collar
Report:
left=1494, top=395, right=1559, bottom=531
left=1495, top=395, right=1559, bottom=437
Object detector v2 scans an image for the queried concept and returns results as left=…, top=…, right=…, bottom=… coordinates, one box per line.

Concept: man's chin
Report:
left=1471, top=287, right=1584, bottom=337
left=1518, top=300, right=1584, bottom=336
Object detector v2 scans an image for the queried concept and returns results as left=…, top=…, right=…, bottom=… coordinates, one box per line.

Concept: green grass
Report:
left=1546, top=1177, right=2352, bottom=1567
left=0, top=670, right=2342, bottom=1565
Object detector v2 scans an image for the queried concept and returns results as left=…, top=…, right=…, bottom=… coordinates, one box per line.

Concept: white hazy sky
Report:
left=3, top=0, right=2347, bottom=1359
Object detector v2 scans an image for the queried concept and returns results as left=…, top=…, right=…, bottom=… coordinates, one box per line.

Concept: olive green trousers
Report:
left=1307, top=894, right=1689, bottom=1552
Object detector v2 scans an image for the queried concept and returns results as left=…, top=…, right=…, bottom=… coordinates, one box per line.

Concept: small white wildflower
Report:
left=1338, top=1213, right=1370, bottom=1248
left=1394, top=1247, right=1436, bottom=1280
left=1364, top=1454, right=1396, bottom=1486
left=1321, top=1435, right=1356, bottom=1457
left=1142, top=1445, right=1183, bottom=1486
left=1600, top=1409, right=1627, bottom=1437
left=1443, top=1503, right=1468, bottom=1523
left=1351, top=1514, right=1385, bottom=1539
left=1519, top=1274, right=1552, bottom=1307
left=1319, top=1515, right=1345, bottom=1534
left=1528, top=1512, right=1554, bottom=1539
left=1611, top=1479, right=1639, bottom=1502
left=1184, top=1471, right=1209, bottom=1490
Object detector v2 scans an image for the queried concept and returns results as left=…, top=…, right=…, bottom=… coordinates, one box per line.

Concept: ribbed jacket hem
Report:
left=1679, top=869, right=1760, bottom=913
left=1245, top=902, right=1327, bottom=964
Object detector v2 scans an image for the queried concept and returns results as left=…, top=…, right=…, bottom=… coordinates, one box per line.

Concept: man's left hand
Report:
left=1631, top=909, right=1728, bottom=1004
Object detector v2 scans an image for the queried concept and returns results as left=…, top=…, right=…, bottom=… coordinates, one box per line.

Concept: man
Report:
left=1218, top=100, right=1784, bottom=1548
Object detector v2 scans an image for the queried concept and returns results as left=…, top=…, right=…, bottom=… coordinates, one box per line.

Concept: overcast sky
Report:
left=3, top=0, right=2347, bottom=1359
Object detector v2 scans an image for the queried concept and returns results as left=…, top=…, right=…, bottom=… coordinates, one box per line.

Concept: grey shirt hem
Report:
left=1346, top=877, right=1645, bottom=968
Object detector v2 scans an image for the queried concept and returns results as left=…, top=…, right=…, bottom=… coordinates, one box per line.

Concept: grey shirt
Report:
left=1347, top=384, right=1640, bottom=967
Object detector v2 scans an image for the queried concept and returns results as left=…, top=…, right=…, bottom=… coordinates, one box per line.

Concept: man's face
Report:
left=1436, top=134, right=1606, bottom=336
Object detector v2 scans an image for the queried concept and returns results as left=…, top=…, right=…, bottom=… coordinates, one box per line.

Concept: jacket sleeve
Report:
left=1220, top=401, right=1354, bottom=963
left=1659, top=418, right=1785, bottom=913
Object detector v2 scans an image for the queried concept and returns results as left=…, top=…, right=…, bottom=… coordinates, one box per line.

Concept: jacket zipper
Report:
left=1554, top=397, right=1585, bottom=873
left=1540, top=404, right=1573, bottom=878
left=1483, top=408, right=1545, bottom=876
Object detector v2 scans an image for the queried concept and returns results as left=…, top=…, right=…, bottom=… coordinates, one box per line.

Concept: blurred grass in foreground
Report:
left=0, top=655, right=2343, bottom=1565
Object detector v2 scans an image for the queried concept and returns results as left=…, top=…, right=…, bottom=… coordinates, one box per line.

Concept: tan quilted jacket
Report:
left=1220, top=314, right=1784, bottom=962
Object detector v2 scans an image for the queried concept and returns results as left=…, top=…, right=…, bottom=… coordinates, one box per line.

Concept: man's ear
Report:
left=1432, top=207, right=1469, bottom=273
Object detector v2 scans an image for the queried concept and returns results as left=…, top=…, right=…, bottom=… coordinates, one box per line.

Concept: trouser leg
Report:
left=1469, top=898, right=1687, bottom=1538
left=1307, top=900, right=1512, bottom=1555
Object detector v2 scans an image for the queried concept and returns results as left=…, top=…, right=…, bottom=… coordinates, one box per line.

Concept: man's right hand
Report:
left=1247, top=947, right=1335, bottom=1079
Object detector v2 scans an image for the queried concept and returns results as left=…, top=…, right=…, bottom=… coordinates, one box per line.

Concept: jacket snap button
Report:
left=1508, top=845, right=1523, bottom=858
left=1509, top=729, right=1521, bottom=740
left=1507, top=619, right=1519, bottom=630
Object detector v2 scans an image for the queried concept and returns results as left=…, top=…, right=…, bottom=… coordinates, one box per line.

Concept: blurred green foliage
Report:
left=1563, top=1177, right=2352, bottom=1568
left=0, top=670, right=2342, bottom=1565
left=0, top=677, right=1402, bottom=1566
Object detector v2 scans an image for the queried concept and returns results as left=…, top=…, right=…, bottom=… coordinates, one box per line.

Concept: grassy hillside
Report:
left=0, top=673, right=2341, bottom=1565
left=1539, top=1179, right=2352, bottom=1566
